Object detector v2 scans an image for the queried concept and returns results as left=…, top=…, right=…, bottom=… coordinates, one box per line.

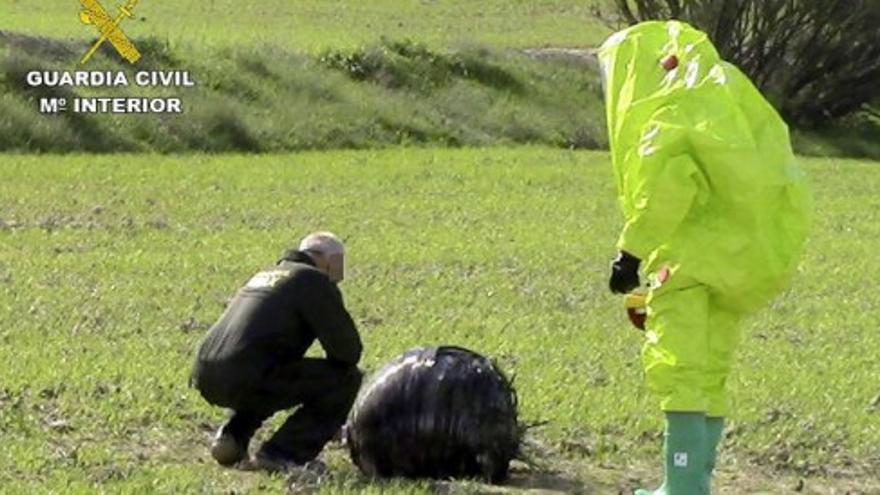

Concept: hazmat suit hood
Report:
left=598, top=21, right=812, bottom=312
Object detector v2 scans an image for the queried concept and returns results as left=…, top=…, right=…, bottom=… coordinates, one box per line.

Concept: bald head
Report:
left=299, top=231, right=346, bottom=283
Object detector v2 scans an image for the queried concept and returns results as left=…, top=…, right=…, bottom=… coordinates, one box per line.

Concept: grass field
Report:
left=3, top=1, right=880, bottom=493
left=0, top=34, right=607, bottom=153
left=1, top=148, right=879, bottom=493
left=1, top=0, right=611, bottom=52
left=2, top=1, right=878, bottom=157
left=0, top=1, right=614, bottom=154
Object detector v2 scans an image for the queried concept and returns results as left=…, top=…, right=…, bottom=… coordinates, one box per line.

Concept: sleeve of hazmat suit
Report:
left=617, top=114, right=706, bottom=259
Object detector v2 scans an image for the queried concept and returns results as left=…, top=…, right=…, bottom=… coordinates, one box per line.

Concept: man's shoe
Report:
left=210, top=428, right=247, bottom=466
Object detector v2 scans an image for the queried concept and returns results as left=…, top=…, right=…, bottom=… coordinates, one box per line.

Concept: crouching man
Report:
left=190, top=232, right=363, bottom=471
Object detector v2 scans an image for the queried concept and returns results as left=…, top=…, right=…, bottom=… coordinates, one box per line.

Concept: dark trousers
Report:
left=224, top=358, right=362, bottom=464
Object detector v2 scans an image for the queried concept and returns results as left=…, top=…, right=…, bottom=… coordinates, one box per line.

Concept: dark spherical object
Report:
left=346, top=346, right=520, bottom=483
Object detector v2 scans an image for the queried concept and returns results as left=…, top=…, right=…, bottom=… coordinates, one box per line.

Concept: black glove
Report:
left=609, top=251, right=641, bottom=294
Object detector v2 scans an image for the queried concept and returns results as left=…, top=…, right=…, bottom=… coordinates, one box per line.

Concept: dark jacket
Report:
left=191, top=251, right=362, bottom=407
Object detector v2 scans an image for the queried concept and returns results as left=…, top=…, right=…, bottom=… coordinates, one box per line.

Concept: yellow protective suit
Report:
left=598, top=21, right=811, bottom=415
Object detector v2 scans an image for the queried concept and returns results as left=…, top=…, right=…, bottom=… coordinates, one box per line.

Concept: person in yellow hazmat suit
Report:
left=598, top=21, right=812, bottom=494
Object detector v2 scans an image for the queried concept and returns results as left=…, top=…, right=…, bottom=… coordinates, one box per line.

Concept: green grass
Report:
left=3, top=10, right=880, bottom=158
left=0, top=35, right=607, bottom=153
left=4, top=1, right=880, bottom=159
left=1, top=147, right=879, bottom=493
left=1, top=0, right=612, bottom=52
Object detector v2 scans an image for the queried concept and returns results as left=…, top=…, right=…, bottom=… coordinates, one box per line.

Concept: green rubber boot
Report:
left=635, top=412, right=709, bottom=495
left=704, top=417, right=724, bottom=488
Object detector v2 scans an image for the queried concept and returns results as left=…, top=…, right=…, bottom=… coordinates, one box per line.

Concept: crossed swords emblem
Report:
left=79, top=0, right=141, bottom=65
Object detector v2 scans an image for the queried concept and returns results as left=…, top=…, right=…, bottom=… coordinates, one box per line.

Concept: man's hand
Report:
left=609, top=251, right=641, bottom=294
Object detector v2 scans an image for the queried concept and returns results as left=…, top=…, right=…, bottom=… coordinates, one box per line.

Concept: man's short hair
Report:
left=299, top=231, right=345, bottom=256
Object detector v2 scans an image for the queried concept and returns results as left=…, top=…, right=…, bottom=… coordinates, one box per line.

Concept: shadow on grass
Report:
left=784, top=109, right=880, bottom=161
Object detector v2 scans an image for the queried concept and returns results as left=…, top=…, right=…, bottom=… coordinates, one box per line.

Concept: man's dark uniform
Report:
left=191, top=250, right=363, bottom=464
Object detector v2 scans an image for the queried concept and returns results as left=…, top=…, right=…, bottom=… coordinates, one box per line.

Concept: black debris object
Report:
left=346, top=346, right=520, bottom=483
